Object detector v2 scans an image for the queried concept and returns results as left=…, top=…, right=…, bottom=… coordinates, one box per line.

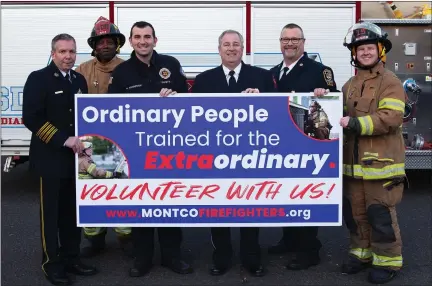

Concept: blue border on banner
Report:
left=75, top=93, right=343, bottom=227
left=79, top=204, right=339, bottom=224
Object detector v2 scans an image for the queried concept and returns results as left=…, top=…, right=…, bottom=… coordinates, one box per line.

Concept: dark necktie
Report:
left=65, top=73, right=72, bottom=84
left=280, top=67, right=289, bottom=81
left=228, top=70, right=236, bottom=88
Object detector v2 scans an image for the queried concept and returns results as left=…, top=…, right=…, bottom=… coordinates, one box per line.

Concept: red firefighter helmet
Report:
left=87, top=16, right=126, bottom=55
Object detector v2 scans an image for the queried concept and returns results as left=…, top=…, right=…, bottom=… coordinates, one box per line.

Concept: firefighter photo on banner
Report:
left=78, top=135, right=129, bottom=180
left=289, top=96, right=339, bottom=141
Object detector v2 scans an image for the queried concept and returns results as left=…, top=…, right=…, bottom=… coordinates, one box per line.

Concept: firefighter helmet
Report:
left=309, top=100, right=321, bottom=109
left=343, top=22, right=392, bottom=68
left=82, top=142, right=93, bottom=150
left=87, top=16, right=126, bottom=54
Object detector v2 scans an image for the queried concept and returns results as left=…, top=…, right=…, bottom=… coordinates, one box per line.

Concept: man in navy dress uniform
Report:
left=192, top=29, right=276, bottom=277
left=268, top=23, right=338, bottom=271
left=23, top=33, right=98, bottom=286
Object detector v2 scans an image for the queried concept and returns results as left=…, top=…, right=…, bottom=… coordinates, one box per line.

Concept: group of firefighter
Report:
left=31, top=15, right=408, bottom=285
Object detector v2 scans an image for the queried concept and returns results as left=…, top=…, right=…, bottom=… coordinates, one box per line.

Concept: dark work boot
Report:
left=368, top=267, right=399, bottom=284
left=80, top=234, right=106, bottom=258
left=161, top=257, right=193, bottom=274
left=286, top=252, right=320, bottom=270
left=129, top=259, right=153, bottom=277
left=160, top=249, right=193, bottom=275
left=44, top=263, right=71, bottom=286
left=341, top=255, right=371, bottom=274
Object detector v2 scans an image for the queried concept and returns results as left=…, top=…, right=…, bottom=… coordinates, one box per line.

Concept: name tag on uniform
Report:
left=55, top=90, right=63, bottom=94
left=126, top=84, right=142, bottom=90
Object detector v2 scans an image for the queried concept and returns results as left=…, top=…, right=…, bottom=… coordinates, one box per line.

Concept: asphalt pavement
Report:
left=1, top=161, right=431, bottom=285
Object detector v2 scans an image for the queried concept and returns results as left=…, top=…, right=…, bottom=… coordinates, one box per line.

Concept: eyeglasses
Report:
left=279, top=37, right=304, bottom=44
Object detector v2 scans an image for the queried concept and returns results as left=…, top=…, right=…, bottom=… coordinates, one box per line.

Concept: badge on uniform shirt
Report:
left=54, top=72, right=59, bottom=77
left=159, top=68, right=171, bottom=80
left=77, top=89, right=82, bottom=94
left=323, top=69, right=334, bottom=86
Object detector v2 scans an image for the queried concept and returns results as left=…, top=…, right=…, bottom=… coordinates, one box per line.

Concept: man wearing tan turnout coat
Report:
left=75, top=16, right=131, bottom=258
left=315, top=22, right=406, bottom=285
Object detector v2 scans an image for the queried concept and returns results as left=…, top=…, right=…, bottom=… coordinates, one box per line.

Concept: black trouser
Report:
left=132, top=227, right=182, bottom=265
left=39, top=177, right=81, bottom=275
left=282, top=226, right=322, bottom=254
left=211, top=227, right=261, bottom=268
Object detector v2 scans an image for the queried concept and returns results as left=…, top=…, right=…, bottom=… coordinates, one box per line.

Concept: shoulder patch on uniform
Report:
left=323, top=69, right=334, bottom=86
left=159, top=67, right=171, bottom=80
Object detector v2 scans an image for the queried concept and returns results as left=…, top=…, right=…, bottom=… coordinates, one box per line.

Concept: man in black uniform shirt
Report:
left=192, top=29, right=275, bottom=277
left=107, top=21, right=192, bottom=277
left=22, top=33, right=98, bottom=286
left=108, top=21, right=188, bottom=96
left=268, top=23, right=338, bottom=270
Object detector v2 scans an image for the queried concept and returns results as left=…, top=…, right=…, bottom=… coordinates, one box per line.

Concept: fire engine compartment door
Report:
left=251, top=2, right=356, bottom=89
left=1, top=3, right=110, bottom=147
left=114, top=2, right=246, bottom=75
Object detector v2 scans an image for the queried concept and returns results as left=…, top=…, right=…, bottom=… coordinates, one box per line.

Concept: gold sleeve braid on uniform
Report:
left=356, top=75, right=405, bottom=136
left=36, top=121, right=59, bottom=144
left=22, top=71, right=69, bottom=147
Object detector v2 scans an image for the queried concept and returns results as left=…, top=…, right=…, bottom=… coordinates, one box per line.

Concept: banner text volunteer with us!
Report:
left=74, top=93, right=344, bottom=228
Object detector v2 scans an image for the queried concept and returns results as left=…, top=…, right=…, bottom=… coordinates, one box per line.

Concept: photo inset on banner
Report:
left=289, top=96, right=340, bottom=141
left=78, top=135, right=129, bottom=179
